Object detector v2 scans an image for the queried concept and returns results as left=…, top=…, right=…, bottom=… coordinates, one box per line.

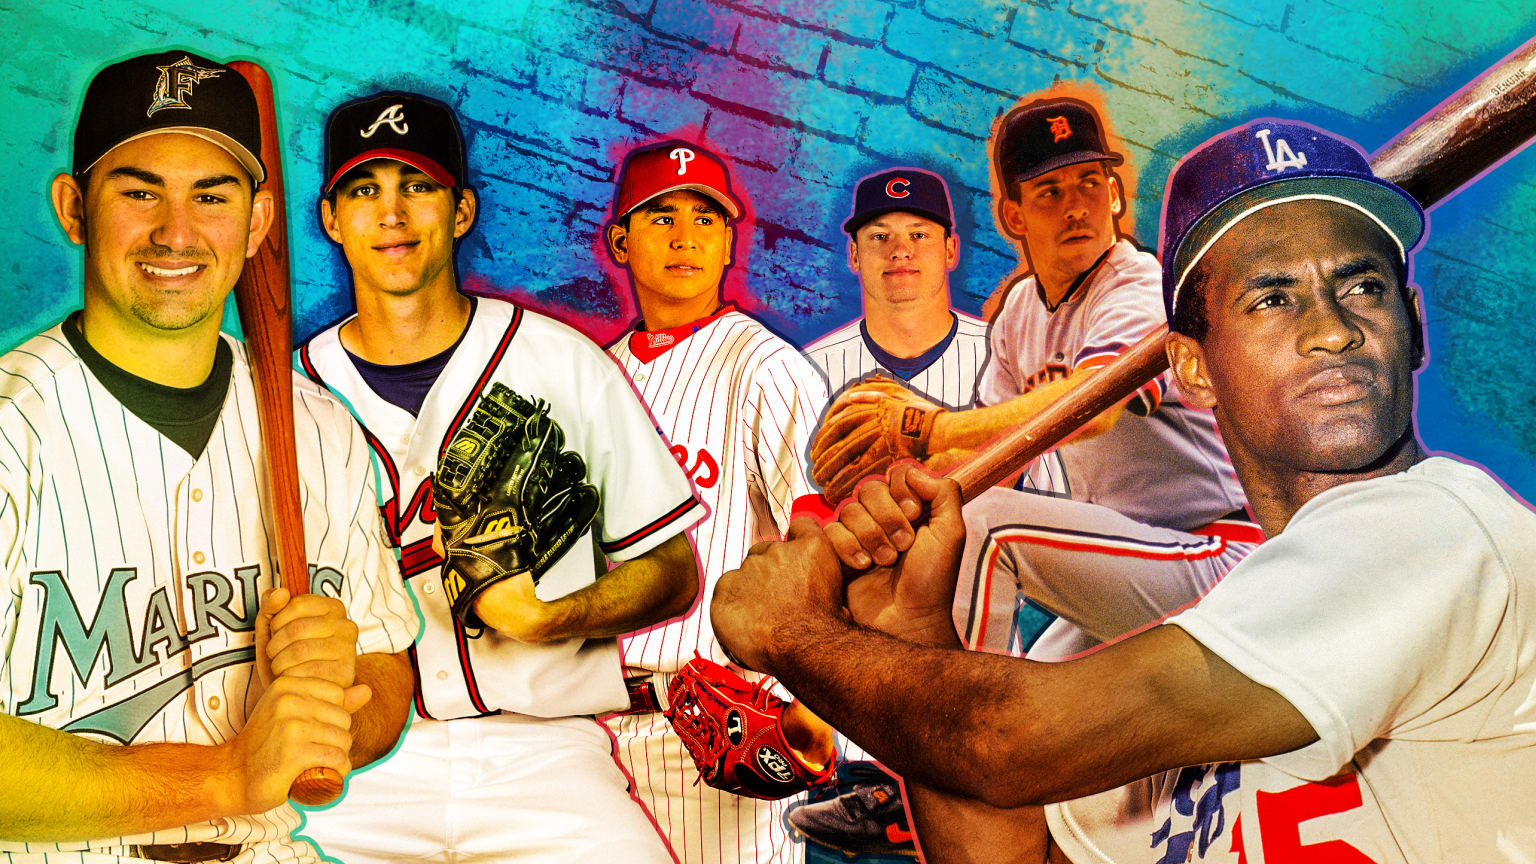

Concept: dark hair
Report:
left=323, top=163, right=467, bottom=208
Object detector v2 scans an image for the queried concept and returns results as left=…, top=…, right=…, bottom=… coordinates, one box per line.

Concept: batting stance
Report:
left=600, top=141, right=835, bottom=864
left=0, top=51, right=420, bottom=862
left=296, top=92, right=700, bottom=863
left=714, top=119, right=1536, bottom=863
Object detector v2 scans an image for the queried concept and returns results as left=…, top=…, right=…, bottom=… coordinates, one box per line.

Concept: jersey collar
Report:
left=1037, top=243, right=1115, bottom=312
left=628, top=304, right=736, bottom=363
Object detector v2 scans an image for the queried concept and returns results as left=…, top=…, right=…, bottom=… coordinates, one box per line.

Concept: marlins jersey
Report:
left=981, top=239, right=1244, bottom=529
left=300, top=298, right=700, bottom=720
left=0, top=325, right=419, bottom=863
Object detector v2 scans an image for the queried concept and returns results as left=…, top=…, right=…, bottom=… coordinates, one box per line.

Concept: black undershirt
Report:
left=62, top=311, right=232, bottom=458
left=344, top=297, right=475, bottom=417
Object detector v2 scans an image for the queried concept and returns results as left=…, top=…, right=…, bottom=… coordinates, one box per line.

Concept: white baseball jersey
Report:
left=0, top=325, right=419, bottom=864
left=606, top=306, right=828, bottom=864
left=980, top=239, right=1245, bottom=529
left=298, top=297, right=695, bottom=864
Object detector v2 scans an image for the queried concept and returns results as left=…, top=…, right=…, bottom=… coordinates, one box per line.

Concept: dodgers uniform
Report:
left=298, top=297, right=698, bottom=863
left=605, top=306, right=828, bottom=864
left=0, top=324, right=420, bottom=864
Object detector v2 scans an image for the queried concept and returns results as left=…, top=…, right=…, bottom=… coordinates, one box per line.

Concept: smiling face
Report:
left=1168, top=199, right=1420, bottom=482
left=1000, top=161, right=1121, bottom=297
left=54, top=132, right=270, bottom=336
left=607, top=189, right=733, bottom=320
left=849, top=212, right=957, bottom=311
left=321, top=159, right=475, bottom=299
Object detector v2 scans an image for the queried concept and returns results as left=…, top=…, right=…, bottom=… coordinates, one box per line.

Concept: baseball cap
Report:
left=324, top=91, right=465, bottom=193
left=73, top=50, right=265, bottom=184
left=1160, top=119, right=1425, bottom=321
left=995, top=97, right=1122, bottom=188
left=613, top=141, right=741, bottom=220
left=843, top=168, right=954, bottom=236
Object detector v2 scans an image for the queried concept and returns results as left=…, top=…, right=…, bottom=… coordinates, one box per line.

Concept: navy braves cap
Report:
left=1160, top=119, right=1425, bottom=321
left=324, top=91, right=465, bottom=193
left=843, top=168, right=954, bottom=236
left=995, top=97, right=1122, bottom=189
left=73, top=50, right=265, bottom=184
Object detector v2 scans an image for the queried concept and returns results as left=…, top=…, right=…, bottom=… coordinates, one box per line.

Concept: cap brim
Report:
left=1008, top=149, right=1122, bottom=185
left=325, top=149, right=456, bottom=193
left=83, top=127, right=266, bottom=186
left=843, top=205, right=953, bottom=236
left=622, top=183, right=741, bottom=220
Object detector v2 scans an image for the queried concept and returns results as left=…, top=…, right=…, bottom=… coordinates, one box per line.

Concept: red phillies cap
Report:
left=613, top=141, right=741, bottom=219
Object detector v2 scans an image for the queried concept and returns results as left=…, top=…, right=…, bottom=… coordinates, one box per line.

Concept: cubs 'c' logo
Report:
left=669, top=147, right=696, bottom=175
left=146, top=56, right=222, bottom=117
left=1255, top=128, right=1308, bottom=173
left=361, top=104, right=410, bottom=138
left=1046, top=115, right=1072, bottom=142
left=885, top=177, right=910, bottom=198
left=669, top=445, right=720, bottom=489
left=756, top=747, right=795, bottom=783
left=726, top=709, right=745, bottom=746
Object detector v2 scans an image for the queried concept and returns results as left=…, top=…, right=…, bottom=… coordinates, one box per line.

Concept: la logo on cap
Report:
left=147, top=56, right=222, bottom=117
left=885, top=177, right=910, bottom=198
left=1047, top=115, right=1072, bottom=143
left=361, top=104, right=409, bottom=139
left=1256, top=128, right=1308, bottom=172
left=669, top=147, right=695, bottom=175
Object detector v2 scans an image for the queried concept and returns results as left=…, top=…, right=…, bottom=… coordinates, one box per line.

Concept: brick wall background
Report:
left=3, top=0, right=1534, bottom=493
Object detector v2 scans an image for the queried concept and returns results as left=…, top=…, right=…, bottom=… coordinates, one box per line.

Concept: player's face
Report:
left=609, top=189, right=733, bottom=306
left=1001, top=162, right=1121, bottom=287
left=849, top=213, right=957, bottom=309
left=53, top=133, right=272, bottom=334
left=321, top=160, right=475, bottom=299
left=1168, top=199, right=1419, bottom=477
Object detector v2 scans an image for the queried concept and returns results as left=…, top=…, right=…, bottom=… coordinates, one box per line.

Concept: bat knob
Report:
left=289, top=766, right=344, bottom=806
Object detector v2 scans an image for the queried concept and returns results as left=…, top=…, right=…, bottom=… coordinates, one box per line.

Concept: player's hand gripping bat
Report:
left=947, top=35, right=1536, bottom=501
left=228, top=60, right=342, bottom=808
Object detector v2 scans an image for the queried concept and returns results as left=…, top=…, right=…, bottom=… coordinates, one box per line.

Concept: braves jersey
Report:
left=0, top=325, right=419, bottom=862
left=300, top=298, right=700, bottom=720
left=608, top=308, right=826, bottom=673
left=979, top=239, right=1244, bottom=529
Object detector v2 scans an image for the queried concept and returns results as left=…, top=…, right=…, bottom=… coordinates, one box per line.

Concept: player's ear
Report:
left=319, top=197, right=343, bottom=245
left=846, top=239, right=860, bottom=274
left=1403, top=282, right=1426, bottom=370
left=944, top=232, right=959, bottom=271
left=50, top=173, right=87, bottom=246
left=245, top=188, right=275, bottom=259
left=1166, top=333, right=1216, bottom=410
left=453, top=187, right=478, bottom=239
left=999, top=194, right=1026, bottom=239
left=606, top=222, right=629, bottom=266
left=1108, top=175, right=1124, bottom=217
left=724, top=223, right=734, bottom=268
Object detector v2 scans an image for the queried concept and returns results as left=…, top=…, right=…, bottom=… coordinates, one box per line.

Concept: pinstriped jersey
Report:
left=0, top=325, right=419, bottom=862
left=610, top=309, right=828, bottom=674
left=979, top=240, right=1245, bottom=529
left=301, top=298, right=701, bottom=720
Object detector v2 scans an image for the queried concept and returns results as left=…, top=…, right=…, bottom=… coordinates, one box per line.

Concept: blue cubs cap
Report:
left=995, top=98, right=1122, bottom=189
left=844, top=168, right=954, bottom=236
left=1160, top=119, right=1425, bottom=321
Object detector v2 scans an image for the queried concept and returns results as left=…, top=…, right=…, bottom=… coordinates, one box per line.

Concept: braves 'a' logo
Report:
left=885, top=177, right=910, bottom=198
left=1047, top=115, right=1072, bottom=142
left=1255, top=128, right=1308, bottom=173
left=146, top=55, right=222, bottom=117
left=669, top=147, right=696, bottom=175
left=669, top=444, right=720, bottom=489
left=361, top=104, right=410, bottom=138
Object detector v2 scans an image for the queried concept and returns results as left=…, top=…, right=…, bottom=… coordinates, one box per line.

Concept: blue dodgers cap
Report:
left=843, top=168, right=954, bottom=236
left=1160, top=119, right=1424, bottom=321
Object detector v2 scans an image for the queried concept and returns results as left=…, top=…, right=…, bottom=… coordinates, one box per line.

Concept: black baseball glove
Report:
left=434, top=383, right=601, bottom=628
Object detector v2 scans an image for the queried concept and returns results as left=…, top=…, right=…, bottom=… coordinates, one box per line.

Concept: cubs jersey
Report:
left=980, top=239, right=1244, bottom=529
left=0, top=325, right=419, bottom=862
left=299, top=297, right=700, bottom=720
left=806, top=312, right=989, bottom=411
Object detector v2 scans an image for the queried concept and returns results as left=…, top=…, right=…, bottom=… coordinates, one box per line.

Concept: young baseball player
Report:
left=0, top=51, right=420, bottom=863
left=712, top=119, right=1536, bottom=863
left=295, top=92, right=702, bottom=863
left=600, top=140, right=835, bottom=864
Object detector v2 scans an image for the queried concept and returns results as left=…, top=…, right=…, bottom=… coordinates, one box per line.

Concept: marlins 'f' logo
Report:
left=669, top=147, right=696, bottom=175
left=146, top=56, right=222, bottom=117
left=1255, top=128, right=1308, bottom=173
left=361, top=104, right=410, bottom=138
left=1047, top=115, right=1072, bottom=143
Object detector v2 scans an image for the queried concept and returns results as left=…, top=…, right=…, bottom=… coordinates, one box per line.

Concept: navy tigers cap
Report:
left=995, top=98, right=1122, bottom=189
left=1160, top=119, right=1425, bottom=321
left=843, top=168, right=954, bottom=236
left=324, top=91, right=465, bottom=193
left=73, top=50, right=265, bottom=184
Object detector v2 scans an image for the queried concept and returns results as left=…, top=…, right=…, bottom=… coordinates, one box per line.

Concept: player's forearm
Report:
left=347, top=651, right=414, bottom=769
left=934, top=370, right=1121, bottom=455
left=0, top=713, right=240, bottom=841
left=904, top=780, right=1051, bottom=864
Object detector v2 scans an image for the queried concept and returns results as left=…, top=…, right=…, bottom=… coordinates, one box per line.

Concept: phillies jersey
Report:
left=980, top=239, right=1244, bottom=529
left=0, top=325, right=419, bottom=863
left=300, top=298, right=700, bottom=719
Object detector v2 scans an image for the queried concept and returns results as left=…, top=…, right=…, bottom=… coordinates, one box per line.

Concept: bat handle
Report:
left=291, top=767, right=345, bottom=806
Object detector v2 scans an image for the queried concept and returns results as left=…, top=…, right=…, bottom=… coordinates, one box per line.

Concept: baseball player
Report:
left=0, top=51, right=420, bottom=863
left=600, top=140, right=834, bottom=864
left=711, top=118, right=1536, bottom=863
left=295, top=92, right=702, bottom=863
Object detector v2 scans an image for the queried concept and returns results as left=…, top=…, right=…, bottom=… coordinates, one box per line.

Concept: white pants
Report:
left=299, top=713, right=675, bottom=863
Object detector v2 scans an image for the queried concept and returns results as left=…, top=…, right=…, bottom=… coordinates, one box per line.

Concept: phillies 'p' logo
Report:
left=361, top=104, right=410, bottom=138
left=1255, top=128, right=1308, bottom=173
left=146, top=56, right=222, bottom=117
left=1046, top=115, right=1072, bottom=143
left=885, top=177, right=910, bottom=198
left=669, top=147, right=696, bottom=175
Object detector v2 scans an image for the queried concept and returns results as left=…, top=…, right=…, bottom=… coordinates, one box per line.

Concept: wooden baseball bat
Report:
left=948, top=35, right=1536, bottom=502
left=227, top=60, right=343, bottom=807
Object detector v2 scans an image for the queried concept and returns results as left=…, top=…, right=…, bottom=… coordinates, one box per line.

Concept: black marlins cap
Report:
left=324, top=91, right=465, bottom=193
left=73, top=50, right=265, bottom=184
left=843, top=168, right=954, bottom=236
left=995, top=97, right=1122, bottom=188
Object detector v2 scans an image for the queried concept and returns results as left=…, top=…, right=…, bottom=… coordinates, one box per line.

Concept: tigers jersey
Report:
left=0, top=325, right=419, bottom=863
